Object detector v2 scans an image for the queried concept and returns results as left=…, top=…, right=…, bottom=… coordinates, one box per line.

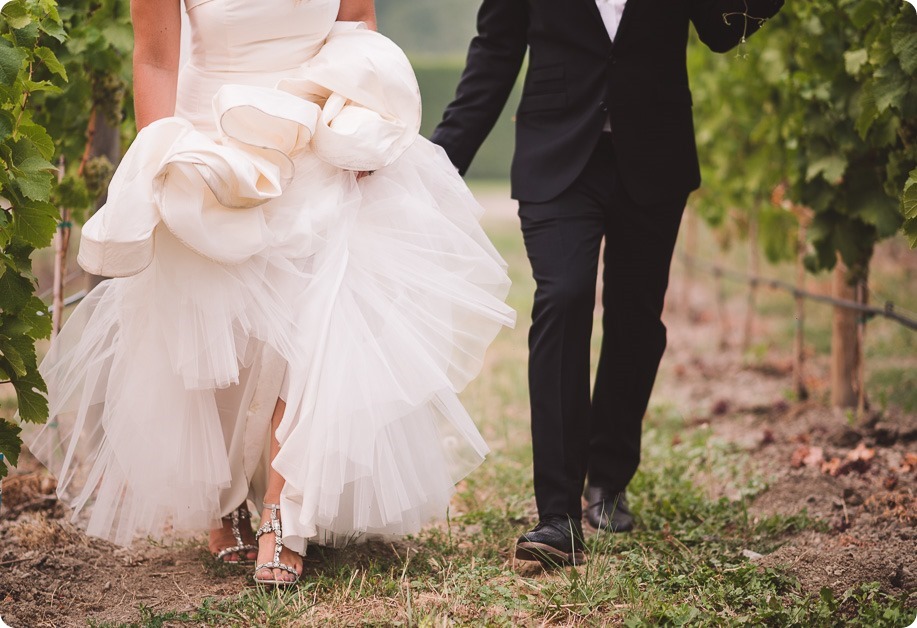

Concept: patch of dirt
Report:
left=0, top=457, right=247, bottom=627
left=729, top=406, right=917, bottom=595
left=0, top=461, right=424, bottom=627
left=655, top=262, right=917, bottom=603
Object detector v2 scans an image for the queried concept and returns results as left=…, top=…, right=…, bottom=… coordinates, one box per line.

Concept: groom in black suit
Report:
left=432, top=0, right=784, bottom=565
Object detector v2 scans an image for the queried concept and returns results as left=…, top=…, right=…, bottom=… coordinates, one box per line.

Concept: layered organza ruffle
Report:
left=25, top=23, right=514, bottom=551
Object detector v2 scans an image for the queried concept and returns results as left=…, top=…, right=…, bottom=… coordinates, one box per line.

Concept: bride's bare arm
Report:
left=337, top=0, right=376, bottom=31
left=131, top=0, right=181, bottom=130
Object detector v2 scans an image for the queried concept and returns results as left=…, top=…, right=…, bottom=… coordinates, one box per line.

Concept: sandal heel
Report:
left=253, top=503, right=301, bottom=587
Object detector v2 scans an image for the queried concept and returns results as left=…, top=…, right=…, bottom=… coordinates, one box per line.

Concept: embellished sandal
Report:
left=253, top=503, right=300, bottom=587
left=213, top=505, right=258, bottom=564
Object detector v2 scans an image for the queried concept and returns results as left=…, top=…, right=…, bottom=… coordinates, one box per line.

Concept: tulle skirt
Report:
left=25, top=139, right=515, bottom=552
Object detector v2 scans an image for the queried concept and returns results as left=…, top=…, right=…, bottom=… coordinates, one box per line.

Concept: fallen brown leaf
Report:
left=846, top=442, right=875, bottom=462
left=882, top=474, right=898, bottom=491
left=803, top=446, right=824, bottom=468
left=791, top=445, right=810, bottom=468
left=900, top=452, right=917, bottom=474
left=821, top=457, right=843, bottom=476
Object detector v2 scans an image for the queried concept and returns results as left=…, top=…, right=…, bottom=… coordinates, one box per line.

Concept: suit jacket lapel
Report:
left=583, top=0, right=613, bottom=46
left=585, top=0, right=637, bottom=47
left=613, top=0, right=636, bottom=46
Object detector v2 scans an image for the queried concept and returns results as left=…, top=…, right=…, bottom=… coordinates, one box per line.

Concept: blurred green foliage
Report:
left=414, top=57, right=522, bottom=180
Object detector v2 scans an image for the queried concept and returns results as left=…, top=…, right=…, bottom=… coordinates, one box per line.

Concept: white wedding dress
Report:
left=25, top=0, right=514, bottom=553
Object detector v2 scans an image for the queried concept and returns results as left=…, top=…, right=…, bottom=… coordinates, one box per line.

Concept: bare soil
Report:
left=657, top=258, right=917, bottom=604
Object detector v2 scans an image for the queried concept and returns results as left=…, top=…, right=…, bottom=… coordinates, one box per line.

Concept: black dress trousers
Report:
left=519, top=134, right=687, bottom=519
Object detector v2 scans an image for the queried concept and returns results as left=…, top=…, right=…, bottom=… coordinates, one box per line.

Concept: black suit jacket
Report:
left=431, top=0, right=784, bottom=205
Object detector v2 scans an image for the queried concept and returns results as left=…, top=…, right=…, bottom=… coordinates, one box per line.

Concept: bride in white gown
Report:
left=25, top=0, right=514, bottom=585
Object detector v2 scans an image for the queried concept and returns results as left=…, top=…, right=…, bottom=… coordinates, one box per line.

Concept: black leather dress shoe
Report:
left=515, top=515, right=587, bottom=566
left=584, top=487, right=635, bottom=532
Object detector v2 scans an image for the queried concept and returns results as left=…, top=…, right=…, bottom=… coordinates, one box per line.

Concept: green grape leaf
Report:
left=806, top=155, right=847, bottom=184
left=12, top=198, right=58, bottom=248
left=835, top=219, right=876, bottom=271
left=3, top=240, right=36, bottom=278
left=872, top=65, right=909, bottom=114
left=11, top=139, right=57, bottom=202
left=17, top=122, right=55, bottom=161
left=12, top=370, right=48, bottom=424
left=38, top=17, right=66, bottom=42
left=1, top=318, right=31, bottom=337
left=844, top=49, right=868, bottom=75
left=903, top=218, right=917, bottom=248
left=845, top=0, right=883, bottom=28
left=0, top=44, right=27, bottom=86
left=11, top=20, right=40, bottom=48
left=13, top=165, right=55, bottom=202
left=854, top=85, right=879, bottom=138
left=903, top=168, right=917, bottom=218
left=22, top=79, right=62, bottom=95
left=0, top=110, right=15, bottom=141
left=33, top=46, right=67, bottom=80
left=0, top=336, right=27, bottom=378
left=0, top=267, right=32, bottom=312
left=19, top=296, right=51, bottom=340
left=891, top=19, right=917, bottom=75
left=0, top=419, right=23, bottom=473
left=1, top=1, right=32, bottom=30
left=856, top=197, right=904, bottom=238
left=903, top=169, right=917, bottom=247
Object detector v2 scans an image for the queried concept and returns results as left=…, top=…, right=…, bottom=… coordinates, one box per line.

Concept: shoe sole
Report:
left=515, top=542, right=587, bottom=567
left=583, top=519, right=634, bottom=534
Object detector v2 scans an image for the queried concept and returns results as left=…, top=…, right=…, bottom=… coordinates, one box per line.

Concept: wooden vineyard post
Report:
left=856, top=279, right=868, bottom=417
left=680, top=207, right=698, bottom=315
left=715, top=265, right=731, bottom=349
left=51, top=156, right=70, bottom=339
left=742, top=208, right=759, bottom=353
left=789, top=202, right=812, bottom=401
left=830, top=258, right=860, bottom=409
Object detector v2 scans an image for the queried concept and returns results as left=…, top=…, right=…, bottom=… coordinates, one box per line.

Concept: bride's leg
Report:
left=255, top=398, right=304, bottom=582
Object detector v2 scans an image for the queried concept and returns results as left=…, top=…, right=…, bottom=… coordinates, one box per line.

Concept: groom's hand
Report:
left=692, top=0, right=785, bottom=53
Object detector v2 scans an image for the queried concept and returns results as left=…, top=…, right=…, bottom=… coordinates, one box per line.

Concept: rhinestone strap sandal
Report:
left=214, top=506, right=258, bottom=563
left=253, top=503, right=300, bottom=586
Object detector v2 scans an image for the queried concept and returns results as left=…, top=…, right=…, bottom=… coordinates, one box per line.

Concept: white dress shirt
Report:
left=596, top=0, right=627, bottom=42
left=596, top=0, right=627, bottom=130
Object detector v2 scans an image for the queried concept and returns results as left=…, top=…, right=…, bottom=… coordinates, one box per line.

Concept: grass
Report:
left=82, top=210, right=915, bottom=626
left=91, top=407, right=914, bottom=627
left=13, top=190, right=917, bottom=626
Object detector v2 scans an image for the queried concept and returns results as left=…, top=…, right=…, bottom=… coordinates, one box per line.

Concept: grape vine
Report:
left=0, top=0, right=67, bottom=480
left=31, top=0, right=133, bottom=218
left=691, top=0, right=917, bottom=279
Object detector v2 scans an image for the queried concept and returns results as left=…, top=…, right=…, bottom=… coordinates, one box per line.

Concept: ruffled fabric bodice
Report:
left=81, top=20, right=422, bottom=280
